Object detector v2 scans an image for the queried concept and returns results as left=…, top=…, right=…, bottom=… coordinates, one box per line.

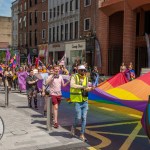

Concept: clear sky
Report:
left=0, top=0, right=13, bottom=17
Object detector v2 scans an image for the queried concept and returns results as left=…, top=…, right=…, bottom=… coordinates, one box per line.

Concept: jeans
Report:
left=73, top=101, right=88, bottom=134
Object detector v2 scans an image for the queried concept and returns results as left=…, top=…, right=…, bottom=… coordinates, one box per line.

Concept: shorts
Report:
left=51, top=95, right=62, bottom=105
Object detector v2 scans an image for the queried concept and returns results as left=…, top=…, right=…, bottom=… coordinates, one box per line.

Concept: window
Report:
left=29, top=12, right=32, bottom=25
left=57, top=6, right=60, bottom=16
left=19, top=17, right=22, bottom=28
left=35, top=10, right=37, bottom=23
left=84, top=0, right=91, bottom=6
left=34, top=29, right=37, bottom=46
left=35, top=0, right=37, bottom=4
left=84, top=18, right=90, bottom=31
left=65, top=24, right=68, bottom=40
left=75, top=21, right=78, bottom=39
left=61, top=25, right=64, bottom=41
left=49, top=9, right=52, bottom=19
left=53, top=27, right=55, bottom=42
left=42, top=29, right=46, bottom=39
left=70, top=22, right=73, bottom=39
left=20, top=34, right=22, bottom=45
left=57, top=26, right=59, bottom=41
left=29, top=0, right=32, bottom=7
left=20, top=4, right=22, bottom=12
left=61, top=4, right=64, bottom=15
left=70, top=0, right=73, bottom=12
left=24, top=2, right=27, bottom=10
left=65, top=2, right=68, bottom=13
left=29, top=31, right=32, bottom=46
left=49, top=28, right=51, bottom=43
left=24, top=33, right=26, bottom=45
left=23, top=16, right=26, bottom=27
left=42, top=0, right=46, bottom=2
left=75, top=0, right=79, bottom=9
left=53, top=8, right=56, bottom=18
left=42, top=11, right=46, bottom=21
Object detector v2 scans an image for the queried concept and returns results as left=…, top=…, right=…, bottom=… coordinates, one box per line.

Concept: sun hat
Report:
left=78, top=65, right=86, bottom=70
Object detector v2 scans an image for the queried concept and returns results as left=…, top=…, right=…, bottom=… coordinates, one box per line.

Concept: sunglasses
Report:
left=80, top=69, right=86, bottom=72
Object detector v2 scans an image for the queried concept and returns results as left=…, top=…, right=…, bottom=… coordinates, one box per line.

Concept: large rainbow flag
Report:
left=98, top=72, right=128, bottom=91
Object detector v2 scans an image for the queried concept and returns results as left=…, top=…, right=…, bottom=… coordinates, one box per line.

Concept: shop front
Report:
left=29, top=48, right=38, bottom=64
left=49, top=42, right=65, bottom=65
left=20, top=48, right=27, bottom=65
left=38, top=44, right=48, bottom=65
left=65, top=40, right=86, bottom=71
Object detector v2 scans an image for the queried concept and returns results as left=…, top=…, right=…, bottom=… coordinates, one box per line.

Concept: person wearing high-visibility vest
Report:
left=70, top=65, right=94, bottom=142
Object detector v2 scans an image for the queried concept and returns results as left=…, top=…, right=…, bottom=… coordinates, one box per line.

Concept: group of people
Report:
left=120, top=62, right=136, bottom=81
left=25, top=63, right=94, bottom=141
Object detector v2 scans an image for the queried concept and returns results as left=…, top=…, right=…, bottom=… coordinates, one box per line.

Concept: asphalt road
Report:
left=1, top=87, right=150, bottom=150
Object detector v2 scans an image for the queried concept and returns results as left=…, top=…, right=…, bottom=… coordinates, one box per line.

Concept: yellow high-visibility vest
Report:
left=70, top=74, right=88, bottom=102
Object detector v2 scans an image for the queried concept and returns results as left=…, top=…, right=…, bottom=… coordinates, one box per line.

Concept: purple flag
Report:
left=17, top=54, right=20, bottom=66
left=18, top=71, right=28, bottom=91
left=6, top=49, right=11, bottom=62
left=27, top=53, right=31, bottom=66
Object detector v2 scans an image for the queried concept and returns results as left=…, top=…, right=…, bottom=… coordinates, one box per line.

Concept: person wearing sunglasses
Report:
left=70, top=65, right=94, bottom=142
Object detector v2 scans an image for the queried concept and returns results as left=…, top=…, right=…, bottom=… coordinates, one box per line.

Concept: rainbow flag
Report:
left=98, top=72, right=128, bottom=91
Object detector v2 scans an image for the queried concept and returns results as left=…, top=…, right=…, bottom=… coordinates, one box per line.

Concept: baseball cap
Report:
left=78, top=65, right=86, bottom=70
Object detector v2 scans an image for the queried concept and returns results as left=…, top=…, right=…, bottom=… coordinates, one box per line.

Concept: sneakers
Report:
left=53, top=123, right=59, bottom=128
left=79, top=134, right=88, bottom=142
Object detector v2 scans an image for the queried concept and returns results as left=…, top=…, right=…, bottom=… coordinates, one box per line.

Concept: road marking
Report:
left=87, top=147, right=98, bottom=150
left=96, top=131, right=147, bottom=138
left=86, top=121, right=139, bottom=128
left=119, top=122, right=142, bottom=150
left=99, top=107, right=115, bottom=111
left=128, top=114, right=141, bottom=118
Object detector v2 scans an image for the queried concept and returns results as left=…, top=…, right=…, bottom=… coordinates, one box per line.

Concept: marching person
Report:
left=26, top=69, right=38, bottom=109
left=70, top=65, right=94, bottom=142
left=46, top=65, right=69, bottom=128
left=42, top=67, right=54, bottom=117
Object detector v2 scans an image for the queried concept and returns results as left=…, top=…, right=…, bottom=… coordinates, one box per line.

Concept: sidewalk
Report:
left=0, top=89, right=89, bottom=150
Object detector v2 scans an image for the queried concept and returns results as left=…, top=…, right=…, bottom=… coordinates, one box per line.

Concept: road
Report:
left=1, top=88, right=150, bottom=150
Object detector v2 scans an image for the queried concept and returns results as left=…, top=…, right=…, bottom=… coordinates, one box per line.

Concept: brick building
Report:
left=18, top=0, right=28, bottom=63
left=80, top=0, right=97, bottom=68
left=97, top=0, right=150, bottom=75
left=27, top=0, right=48, bottom=64
left=0, top=16, right=12, bottom=49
